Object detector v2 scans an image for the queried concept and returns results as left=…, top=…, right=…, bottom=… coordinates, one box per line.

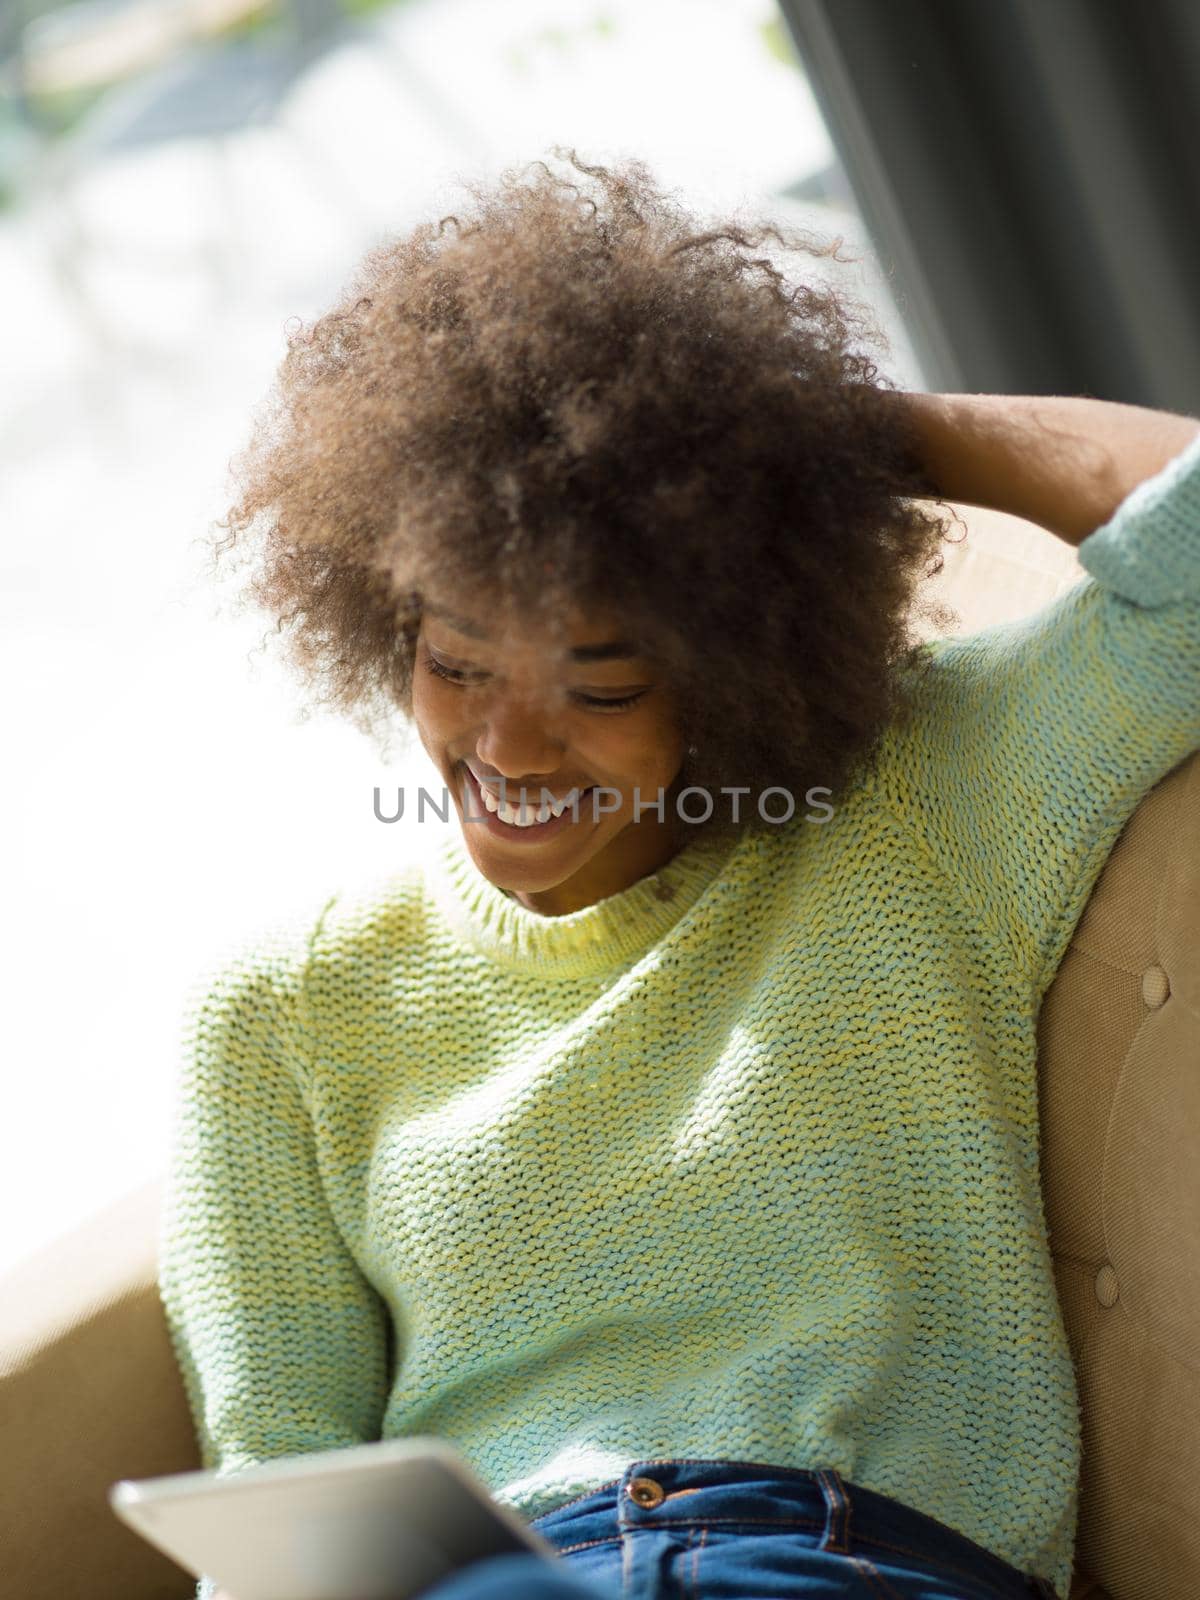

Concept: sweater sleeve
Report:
left=914, top=428, right=1200, bottom=999
left=156, top=900, right=393, bottom=1600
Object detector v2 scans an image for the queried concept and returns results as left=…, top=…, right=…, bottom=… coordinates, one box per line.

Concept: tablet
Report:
left=108, top=1435, right=564, bottom=1600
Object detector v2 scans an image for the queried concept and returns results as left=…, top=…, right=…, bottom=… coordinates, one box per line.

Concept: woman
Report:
left=160, top=148, right=1200, bottom=1600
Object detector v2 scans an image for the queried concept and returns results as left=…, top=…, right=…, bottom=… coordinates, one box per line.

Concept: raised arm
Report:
left=891, top=408, right=1200, bottom=997
left=895, top=390, right=1200, bottom=547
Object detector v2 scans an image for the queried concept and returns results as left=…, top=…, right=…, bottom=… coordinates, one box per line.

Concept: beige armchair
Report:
left=2, top=511, right=1197, bottom=1600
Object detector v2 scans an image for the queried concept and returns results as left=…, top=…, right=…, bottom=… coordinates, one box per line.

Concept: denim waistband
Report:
left=527, top=1458, right=1059, bottom=1600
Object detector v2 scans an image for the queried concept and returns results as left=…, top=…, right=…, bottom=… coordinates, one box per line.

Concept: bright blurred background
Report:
left=0, top=0, right=1035, bottom=1275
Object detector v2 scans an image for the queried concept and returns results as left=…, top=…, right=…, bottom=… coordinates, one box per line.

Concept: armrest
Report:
left=0, top=1176, right=200, bottom=1600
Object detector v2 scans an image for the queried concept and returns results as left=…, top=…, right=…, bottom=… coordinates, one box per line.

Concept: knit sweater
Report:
left=159, top=431, right=1200, bottom=1600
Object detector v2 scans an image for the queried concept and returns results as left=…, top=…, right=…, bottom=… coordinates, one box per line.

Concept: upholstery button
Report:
left=1141, top=965, right=1170, bottom=1008
left=1094, top=1264, right=1119, bottom=1308
left=628, top=1476, right=666, bottom=1508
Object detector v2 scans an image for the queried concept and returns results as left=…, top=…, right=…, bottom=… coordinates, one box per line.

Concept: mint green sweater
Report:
left=159, top=433, right=1200, bottom=1600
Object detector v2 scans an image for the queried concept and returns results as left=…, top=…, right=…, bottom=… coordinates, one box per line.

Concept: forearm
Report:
left=896, top=391, right=1200, bottom=548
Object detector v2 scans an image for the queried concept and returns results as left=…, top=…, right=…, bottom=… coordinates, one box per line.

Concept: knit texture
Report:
left=160, top=431, right=1200, bottom=1600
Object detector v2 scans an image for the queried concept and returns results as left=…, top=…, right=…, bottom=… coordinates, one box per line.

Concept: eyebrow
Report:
left=426, top=607, right=647, bottom=663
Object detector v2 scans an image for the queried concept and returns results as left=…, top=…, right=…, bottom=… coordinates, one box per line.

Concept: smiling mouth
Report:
left=458, top=764, right=597, bottom=831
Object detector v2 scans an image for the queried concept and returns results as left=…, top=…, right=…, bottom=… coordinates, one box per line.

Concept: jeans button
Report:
left=628, top=1476, right=666, bottom=1508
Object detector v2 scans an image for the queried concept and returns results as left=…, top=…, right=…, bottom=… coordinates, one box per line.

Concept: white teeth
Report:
left=477, top=782, right=584, bottom=827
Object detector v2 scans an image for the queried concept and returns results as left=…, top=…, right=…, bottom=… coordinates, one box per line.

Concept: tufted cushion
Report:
left=1040, top=749, right=1200, bottom=1600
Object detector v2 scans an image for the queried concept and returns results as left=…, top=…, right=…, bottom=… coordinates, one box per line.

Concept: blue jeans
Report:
left=423, top=1458, right=1062, bottom=1600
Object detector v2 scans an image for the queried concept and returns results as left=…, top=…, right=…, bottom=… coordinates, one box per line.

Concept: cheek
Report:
left=597, top=712, right=684, bottom=782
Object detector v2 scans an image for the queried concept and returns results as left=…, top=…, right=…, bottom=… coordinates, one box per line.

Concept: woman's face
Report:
left=412, top=590, right=690, bottom=915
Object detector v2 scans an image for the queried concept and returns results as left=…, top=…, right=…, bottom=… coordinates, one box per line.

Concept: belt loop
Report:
left=815, top=1467, right=853, bottom=1554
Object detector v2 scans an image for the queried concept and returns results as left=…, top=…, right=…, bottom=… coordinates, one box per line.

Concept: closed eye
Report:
left=421, top=653, right=650, bottom=711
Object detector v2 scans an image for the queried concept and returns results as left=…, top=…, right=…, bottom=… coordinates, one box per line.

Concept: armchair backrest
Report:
left=1038, top=745, right=1200, bottom=1600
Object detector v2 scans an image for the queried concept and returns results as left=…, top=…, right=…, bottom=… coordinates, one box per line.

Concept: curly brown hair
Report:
left=210, top=146, right=959, bottom=846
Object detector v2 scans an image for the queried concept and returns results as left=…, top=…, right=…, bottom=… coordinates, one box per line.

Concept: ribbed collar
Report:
left=425, top=821, right=752, bottom=980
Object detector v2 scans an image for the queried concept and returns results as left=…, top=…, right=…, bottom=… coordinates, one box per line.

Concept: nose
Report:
left=473, top=691, right=567, bottom=786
